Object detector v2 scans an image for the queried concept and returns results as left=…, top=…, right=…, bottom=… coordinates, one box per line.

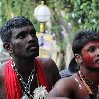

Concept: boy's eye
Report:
left=88, top=47, right=96, bottom=53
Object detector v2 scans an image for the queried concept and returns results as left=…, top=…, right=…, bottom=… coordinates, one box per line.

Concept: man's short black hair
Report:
left=72, top=30, right=99, bottom=55
left=0, top=16, right=34, bottom=43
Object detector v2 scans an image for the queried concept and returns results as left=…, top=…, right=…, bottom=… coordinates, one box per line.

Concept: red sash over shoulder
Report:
left=5, top=58, right=49, bottom=99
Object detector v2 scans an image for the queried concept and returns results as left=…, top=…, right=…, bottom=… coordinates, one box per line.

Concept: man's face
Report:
left=10, top=26, right=39, bottom=58
left=81, top=41, right=99, bottom=69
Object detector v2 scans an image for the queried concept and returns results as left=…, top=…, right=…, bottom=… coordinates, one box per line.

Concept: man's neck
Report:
left=11, top=56, right=35, bottom=73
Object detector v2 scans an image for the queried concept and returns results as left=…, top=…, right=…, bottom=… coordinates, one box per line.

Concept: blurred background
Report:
left=0, top=0, right=99, bottom=71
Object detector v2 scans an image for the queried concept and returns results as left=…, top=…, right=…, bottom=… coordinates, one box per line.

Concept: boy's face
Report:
left=81, top=41, right=99, bottom=69
left=10, top=26, right=39, bottom=58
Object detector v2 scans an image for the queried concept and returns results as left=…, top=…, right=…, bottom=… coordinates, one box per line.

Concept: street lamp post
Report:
left=34, top=1, right=51, bottom=33
left=34, top=1, right=52, bottom=58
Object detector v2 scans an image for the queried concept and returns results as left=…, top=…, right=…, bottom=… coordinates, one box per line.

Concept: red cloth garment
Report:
left=35, top=58, right=49, bottom=91
left=5, top=58, right=49, bottom=99
left=5, top=60, right=22, bottom=99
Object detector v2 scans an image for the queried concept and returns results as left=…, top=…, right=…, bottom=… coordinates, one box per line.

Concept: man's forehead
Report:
left=11, top=26, right=36, bottom=37
left=12, top=26, right=35, bottom=33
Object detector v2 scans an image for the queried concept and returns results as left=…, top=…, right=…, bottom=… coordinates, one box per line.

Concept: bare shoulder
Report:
left=0, top=62, right=7, bottom=99
left=47, top=75, right=77, bottom=97
left=0, top=61, right=8, bottom=70
left=0, top=62, right=7, bottom=72
left=0, top=61, right=8, bottom=77
left=54, top=76, right=77, bottom=91
left=36, top=57, right=57, bottom=70
left=36, top=57, right=60, bottom=87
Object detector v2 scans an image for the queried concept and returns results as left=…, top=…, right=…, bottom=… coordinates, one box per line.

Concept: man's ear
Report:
left=3, top=42, right=11, bottom=52
left=75, top=54, right=83, bottom=64
left=3, top=43, right=14, bottom=54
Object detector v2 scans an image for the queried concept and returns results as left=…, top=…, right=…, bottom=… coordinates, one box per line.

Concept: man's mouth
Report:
left=29, top=46, right=37, bottom=51
left=26, top=44, right=39, bottom=51
left=26, top=44, right=36, bottom=50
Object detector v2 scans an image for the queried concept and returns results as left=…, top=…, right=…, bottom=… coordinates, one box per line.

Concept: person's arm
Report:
left=47, top=97, right=70, bottom=99
left=0, top=61, right=8, bottom=71
left=48, top=58, right=61, bottom=84
left=39, top=57, right=61, bottom=86
left=46, top=77, right=75, bottom=99
left=0, top=62, right=7, bottom=99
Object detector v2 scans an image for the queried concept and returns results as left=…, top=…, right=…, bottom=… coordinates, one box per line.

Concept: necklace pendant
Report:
left=21, top=94, right=29, bottom=99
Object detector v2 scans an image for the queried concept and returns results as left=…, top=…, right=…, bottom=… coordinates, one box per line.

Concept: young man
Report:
left=0, top=16, right=60, bottom=99
left=47, top=30, right=99, bottom=99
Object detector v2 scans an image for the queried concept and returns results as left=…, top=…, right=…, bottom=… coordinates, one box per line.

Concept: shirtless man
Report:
left=0, top=16, right=60, bottom=99
left=47, top=30, right=99, bottom=99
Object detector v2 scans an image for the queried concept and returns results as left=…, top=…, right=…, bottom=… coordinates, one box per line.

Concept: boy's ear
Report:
left=3, top=42, right=10, bottom=52
left=75, top=54, right=83, bottom=64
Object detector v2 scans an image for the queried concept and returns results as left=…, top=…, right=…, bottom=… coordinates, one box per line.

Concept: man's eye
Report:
left=30, top=33, right=36, bottom=37
left=18, top=33, right=26, bottom=39
left=88, top=47, right=95, bottom=53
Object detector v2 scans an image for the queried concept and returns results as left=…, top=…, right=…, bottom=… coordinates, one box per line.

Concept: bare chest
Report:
left=72, top=75, right=90, bottom=99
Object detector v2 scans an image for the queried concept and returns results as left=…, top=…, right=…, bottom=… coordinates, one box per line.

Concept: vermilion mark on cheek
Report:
left=83, top=52, right=94, bottom=66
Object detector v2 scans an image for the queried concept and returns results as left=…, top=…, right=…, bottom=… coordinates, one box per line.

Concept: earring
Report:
left=79, top=59, right=83, bottom=64
left=76, top=59, right=83, bottom=65
left=9, top=49, right=14, bottom=54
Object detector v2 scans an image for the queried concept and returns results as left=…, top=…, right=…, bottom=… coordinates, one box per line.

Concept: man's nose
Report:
left=27, top=34, right=34, bottom=42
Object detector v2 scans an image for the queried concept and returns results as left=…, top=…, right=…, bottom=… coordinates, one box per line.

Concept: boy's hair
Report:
left=72, top=30, right=99, bottom=55
left=0, top=16, right=34, bottom=43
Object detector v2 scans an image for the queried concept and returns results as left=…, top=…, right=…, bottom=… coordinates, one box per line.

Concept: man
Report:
left=47, top=30, right=99, bottom=99
left=0, top=16, right=60, bottom=99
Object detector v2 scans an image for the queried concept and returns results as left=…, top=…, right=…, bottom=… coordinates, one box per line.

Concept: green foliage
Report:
left=1, top=0, right=98, bottom=51
left=69, top=0, right=99, bottom=32
left=0, top=0, right=40, bottom=31
left=0, top=1, right=1, bottom=26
